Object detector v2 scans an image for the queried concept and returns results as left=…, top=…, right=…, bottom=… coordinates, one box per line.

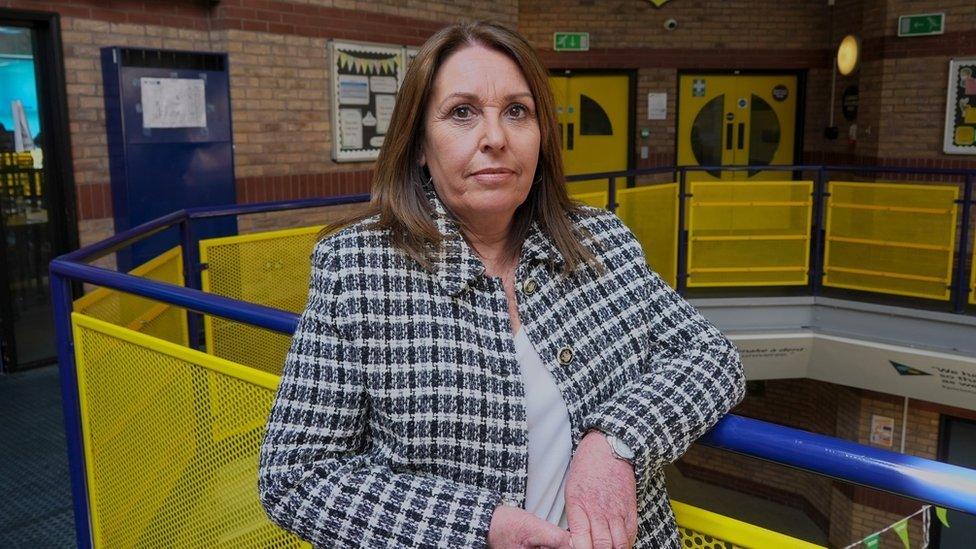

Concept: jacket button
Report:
left=523, top=278, right=539, bottom=295
left=557, top=346, right=573, bottom=365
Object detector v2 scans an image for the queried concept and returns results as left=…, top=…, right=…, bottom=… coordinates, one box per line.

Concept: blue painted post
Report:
left=677, top=167, right=689, bottom=293
left=50, top=271, right=93, bottom=549
left=179, top=217, right=203, bottom=349
left=951, top=173, right=974, bottom=313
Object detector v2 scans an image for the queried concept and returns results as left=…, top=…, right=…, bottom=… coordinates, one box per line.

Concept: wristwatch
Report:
left=605, top=434, right=636, bottom=464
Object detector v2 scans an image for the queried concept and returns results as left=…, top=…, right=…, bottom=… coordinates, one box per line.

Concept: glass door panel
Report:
left=0, top=24, right=56, bottom=369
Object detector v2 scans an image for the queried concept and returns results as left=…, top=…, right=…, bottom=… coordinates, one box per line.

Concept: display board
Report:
left=943, top=58, right=976, bottom=155
left=329, top=40, right=404, bottom=162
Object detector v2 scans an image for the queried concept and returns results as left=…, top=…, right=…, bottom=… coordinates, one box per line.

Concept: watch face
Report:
left=608, top=435, right=635, bottom=460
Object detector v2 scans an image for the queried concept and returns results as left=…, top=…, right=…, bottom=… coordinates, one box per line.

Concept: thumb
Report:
left=523, top=519, right=571, bottom=548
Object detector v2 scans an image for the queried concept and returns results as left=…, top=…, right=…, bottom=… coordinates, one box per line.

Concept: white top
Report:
left=514, top=328, right=572, bottom=529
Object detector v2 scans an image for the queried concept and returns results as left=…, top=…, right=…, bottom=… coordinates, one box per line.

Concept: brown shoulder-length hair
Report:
left=322, top=21, right=594, bottom=272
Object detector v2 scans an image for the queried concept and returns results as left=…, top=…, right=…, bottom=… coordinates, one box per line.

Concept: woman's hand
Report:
left=488, top=505, right=572, bottom=548
left=564, top=431, right=638, bottom=549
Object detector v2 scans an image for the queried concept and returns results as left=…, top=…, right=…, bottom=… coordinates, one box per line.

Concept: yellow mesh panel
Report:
left=201, top=227, right=322, bottom=375
left=72, top=313, right=308, bottom=549
left=687, top=181, right=812, bottom=287
left=617, top=184, right=679, bottom=288
left=824, top=182, right=958, bottom=300
left=73, top=246, right=188, bottom=346
left=672, top=500, right=824, bottom=548
left=571, top=191, right=609, bottom=209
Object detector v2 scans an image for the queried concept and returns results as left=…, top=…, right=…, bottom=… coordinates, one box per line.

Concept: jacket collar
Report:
left=422, top=180, right=564, bottom=297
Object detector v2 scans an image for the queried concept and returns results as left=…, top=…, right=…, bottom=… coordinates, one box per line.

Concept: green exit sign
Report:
left=898, top=12, right=945, bottom=37
left=553, top=32, right=589, bottom=51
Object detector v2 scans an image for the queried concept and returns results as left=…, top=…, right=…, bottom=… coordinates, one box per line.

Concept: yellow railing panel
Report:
left=617, top=183, right=680, bottom=288
left=73, top=246, right=188, bottom=346
left=71, top=313, right=307, bottom=548
left=571, top=190, right=609, bottom=209
left=673, top=500, right=825, bottom=548
left=200, top=227, right=322, bottom=375
left=824, top=182, right=958, bottom=300
left=687, top=181, right=813, bottom=287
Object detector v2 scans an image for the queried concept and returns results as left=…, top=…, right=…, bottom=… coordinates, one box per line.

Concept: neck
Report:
left=458, top=213, right=515, bottom=273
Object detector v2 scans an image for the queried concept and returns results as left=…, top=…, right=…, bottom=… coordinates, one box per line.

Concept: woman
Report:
left=259, top=21, right=745, bottom=549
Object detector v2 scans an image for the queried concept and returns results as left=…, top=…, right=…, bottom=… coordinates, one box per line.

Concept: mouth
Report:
left=470, top=167, right=517, bottom=176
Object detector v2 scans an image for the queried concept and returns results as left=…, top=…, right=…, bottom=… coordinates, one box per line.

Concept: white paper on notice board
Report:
left=375, top=94, right=396, bottom=134
left=647, top=92, right=667, bottom=120
left=339, top=109, right=364, bottom=149
left=141, top=77, right=207, bottom=128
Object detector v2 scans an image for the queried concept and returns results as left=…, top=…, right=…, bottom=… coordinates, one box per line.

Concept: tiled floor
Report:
left=0, top=365, right=76, bottom=548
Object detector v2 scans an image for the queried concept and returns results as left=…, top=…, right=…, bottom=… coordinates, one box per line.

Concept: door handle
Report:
left=558, top=123, right=564, bottom=149
left=737, top=123, right=745, bottom=150
left=726, top=123, right=733, bottom=150
left=567, top=123, right=574, bottom=150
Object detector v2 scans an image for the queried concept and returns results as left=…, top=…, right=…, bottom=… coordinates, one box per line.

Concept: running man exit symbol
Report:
left=692, top=79, right=706, bottom=97
left=553, top=32, right=590, bottom=51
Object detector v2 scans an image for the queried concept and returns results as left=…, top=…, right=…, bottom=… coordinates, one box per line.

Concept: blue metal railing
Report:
left=50, top=168, right=976, bottom=548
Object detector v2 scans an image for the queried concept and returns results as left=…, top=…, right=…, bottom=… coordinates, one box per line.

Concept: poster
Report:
left=943, top=58, right=976, bottom=154
left=140, top=77, right=207, bottom=129
left=870, top=415, right=894, bottom=447
left=330, top=40, right=404, bottom=161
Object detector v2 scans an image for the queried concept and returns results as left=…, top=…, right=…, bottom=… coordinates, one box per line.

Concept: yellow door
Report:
left=678, top=75, right=797, bottom=181
left=551, top=74, right=630, bottom=195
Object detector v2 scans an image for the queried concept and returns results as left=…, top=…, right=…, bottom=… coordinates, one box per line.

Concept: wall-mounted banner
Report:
left=731, top=332, right=976, bottom=410
left=330, top=40, right=405, bottom=162
left=943, top=58, right=976, bottom=155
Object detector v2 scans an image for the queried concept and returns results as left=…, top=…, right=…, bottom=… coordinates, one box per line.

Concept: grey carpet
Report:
left=0, top=365, right=77, bottom=548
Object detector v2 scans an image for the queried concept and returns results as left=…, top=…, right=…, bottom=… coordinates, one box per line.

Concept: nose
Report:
left=479, top=111, right=507, bottom=153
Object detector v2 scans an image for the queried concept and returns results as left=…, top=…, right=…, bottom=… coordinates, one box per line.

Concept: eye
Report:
left=451, top=105, right=474, bottom=120
left=507, top=103, right=530, bottom=119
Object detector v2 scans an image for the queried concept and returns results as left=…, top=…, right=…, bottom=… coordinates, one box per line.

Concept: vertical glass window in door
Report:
left=747, top=94, right=781, bottom=177
left=691, top=95, right=724, bottom=178
left=0, top=25, right=55, bottom=368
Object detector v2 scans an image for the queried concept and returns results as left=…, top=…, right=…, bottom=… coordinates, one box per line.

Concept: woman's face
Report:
left=420, top=44, right=541, bottom=227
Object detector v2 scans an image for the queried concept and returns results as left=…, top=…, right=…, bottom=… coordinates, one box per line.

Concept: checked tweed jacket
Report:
left=259, top=185, right=746, bottom=548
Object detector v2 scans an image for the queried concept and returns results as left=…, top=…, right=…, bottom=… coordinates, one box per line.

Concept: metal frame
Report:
left=51, top=171, right=976, bottom=547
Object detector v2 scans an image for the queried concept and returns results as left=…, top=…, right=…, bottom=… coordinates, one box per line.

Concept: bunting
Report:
left=335, top=51, right=399, bottom=75
left=842, top=506, right=939, bottom=549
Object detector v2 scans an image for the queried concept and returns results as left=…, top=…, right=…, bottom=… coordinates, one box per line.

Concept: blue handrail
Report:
left=50, top=164, right=976, bottom=548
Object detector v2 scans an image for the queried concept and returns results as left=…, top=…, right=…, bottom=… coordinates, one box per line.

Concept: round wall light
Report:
left=837, top=34, right=861, bottom=76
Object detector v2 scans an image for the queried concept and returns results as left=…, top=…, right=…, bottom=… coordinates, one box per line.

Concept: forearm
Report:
left=260, top=451, right=502, bottom=548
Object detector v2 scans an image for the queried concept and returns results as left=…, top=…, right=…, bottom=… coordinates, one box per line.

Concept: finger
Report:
left=608, top=514, right=631, bottom=549
left=589, top=514, right=614, bottom=549
left=624, top=509, right=638, bottom=543
left=524, top=519, right=571, bottom=549
left=566, top=503, right=593, bottom=549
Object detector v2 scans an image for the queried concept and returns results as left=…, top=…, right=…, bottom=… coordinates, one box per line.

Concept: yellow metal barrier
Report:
left=617, top=183, right=680, bottom=288
left=200, top=227, right=322, bottom=374
left=71, top=313, right=307, bottom=548
left=73, top=246, right=188, bottom=346
left=687, top=181, right=813, bottom=287
left=824, top=182, right=958, bottom=300
left=572, top=184, right=680, bottom=288
left=673, top=501, right=824, bottom=548
left=571, top=190, right=609, bottom=209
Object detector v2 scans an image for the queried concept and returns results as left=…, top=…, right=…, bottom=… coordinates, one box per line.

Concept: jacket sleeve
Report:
left=580, top=219, right=746, bottom=486
left=259, top=239, right=502, bottom=548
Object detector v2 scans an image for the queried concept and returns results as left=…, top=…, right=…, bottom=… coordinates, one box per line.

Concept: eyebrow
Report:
left=438, top=91, right=534, bottom=106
